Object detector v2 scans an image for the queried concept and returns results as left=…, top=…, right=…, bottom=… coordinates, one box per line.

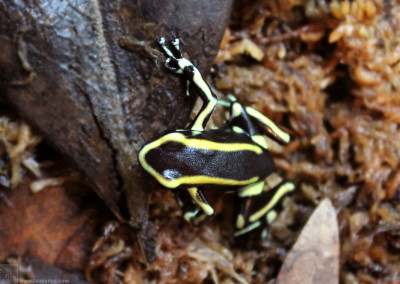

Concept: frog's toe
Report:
left=234, top=221, right=262, bottom=237
left=158, top=37, right=166, bottom=45
left=164, top=58, right=180, bottom=73
left=227, top=94, right=237, bottom=102
left=183, top=209, right=209, bottom=226
left=172, top=38, right=180, bottom=51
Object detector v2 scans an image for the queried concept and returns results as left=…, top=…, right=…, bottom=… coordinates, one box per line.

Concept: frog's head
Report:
left=138, top=132, right=188, bottom=188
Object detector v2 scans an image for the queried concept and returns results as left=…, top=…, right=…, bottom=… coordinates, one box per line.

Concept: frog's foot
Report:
left=158, top=37, right=186, bottom=74
left=217, top=94, right=238, bottom=108
left=234, top=181, right=295, bottom=237
left=183, top=209, right=209, bottom=226
left=158, top=37, right=183, bottom=58
left=174, top=187, right=214, bottom=226
left=227, top=94, right=237, bottom=102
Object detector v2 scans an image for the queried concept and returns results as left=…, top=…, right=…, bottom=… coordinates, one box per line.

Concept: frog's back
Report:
left=139, top=129, right=275, bottom=189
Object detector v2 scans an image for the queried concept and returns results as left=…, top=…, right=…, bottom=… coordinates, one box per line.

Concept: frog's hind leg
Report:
left=174, top=187, right=214, bottom=226
left=223, top=96, right=271, bottom=150
left=245, top=105, right=290, bottom=144
left=234, top=181, right=295, bottom=236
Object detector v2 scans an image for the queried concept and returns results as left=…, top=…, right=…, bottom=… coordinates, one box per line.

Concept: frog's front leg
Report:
left=174, top=187, right=214, bottom=226
left=158, top=37, right=184, bottom=74
left=158, top=37, right=217, bottom=131
left=234, top=181, right=295, bottom=236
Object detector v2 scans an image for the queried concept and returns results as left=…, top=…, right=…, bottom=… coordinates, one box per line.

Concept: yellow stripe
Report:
left=190, top=70, right=217, bottom=130
left=246, top=107, right=290, bottom=143
left=142, top=132, right=263, bottom=154
left=159, top=173, right=258, bottom=189
left=249, top=182, right=294, bottom=222
left=238, top=181, right=264, bottom=197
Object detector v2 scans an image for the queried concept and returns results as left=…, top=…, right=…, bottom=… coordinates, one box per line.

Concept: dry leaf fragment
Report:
left=277, top=198, right=339, bottom=284
left=229, top=38, right=265, bottom=61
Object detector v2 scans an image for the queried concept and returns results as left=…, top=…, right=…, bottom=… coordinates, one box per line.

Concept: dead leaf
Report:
left=0, top=174, right=113, bottom=272
left=277, top=198, right=340, bottom=284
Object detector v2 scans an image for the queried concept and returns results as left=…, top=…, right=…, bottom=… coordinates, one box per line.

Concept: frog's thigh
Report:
left=187, top=187, right=214, bottom=216
left=238, top=181, right=265, bottom=197
left=235, top=181, right=295, bottom=236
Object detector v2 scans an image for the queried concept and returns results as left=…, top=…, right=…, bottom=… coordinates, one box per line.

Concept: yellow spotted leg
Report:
left=235, top=181, right=295, bottom=236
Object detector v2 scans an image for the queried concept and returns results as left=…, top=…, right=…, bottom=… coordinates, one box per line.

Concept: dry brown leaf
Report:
left=277, top=198, right=340, bottom=284
left=0, top=173, right=113, bottom=273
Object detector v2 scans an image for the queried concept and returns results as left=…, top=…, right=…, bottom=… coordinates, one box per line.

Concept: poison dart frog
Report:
left=139, top=37, right=295, bottom=236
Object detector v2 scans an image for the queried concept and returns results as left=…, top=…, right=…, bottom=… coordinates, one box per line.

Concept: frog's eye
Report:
left=161, top=142, right=185, bottom=152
